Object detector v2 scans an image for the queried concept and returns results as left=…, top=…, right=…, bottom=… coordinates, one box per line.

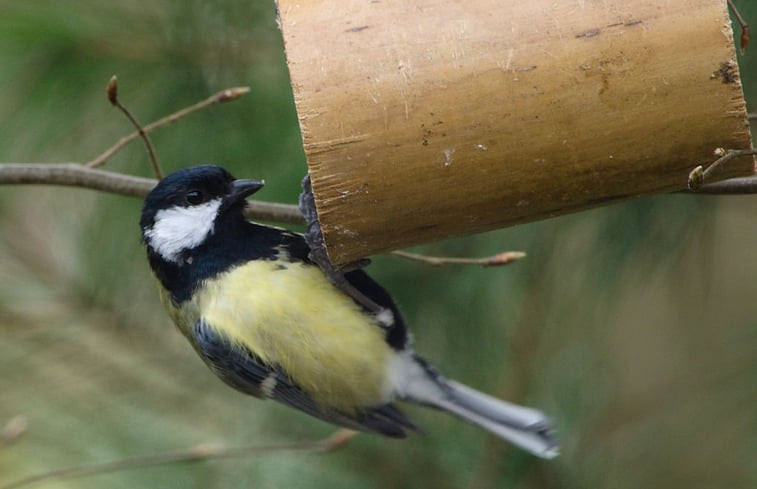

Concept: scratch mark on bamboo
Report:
left=576, top=29, right=601, bottom=39
left=303, top=134, right=368, bottom=154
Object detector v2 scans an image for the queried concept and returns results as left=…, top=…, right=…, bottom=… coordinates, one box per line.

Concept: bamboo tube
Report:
left=277, top=0, right=753, bottom=265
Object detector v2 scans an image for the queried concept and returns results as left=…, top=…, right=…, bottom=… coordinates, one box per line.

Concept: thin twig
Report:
left=687, top=148, right=757, bottom=190
left=86, top=86, right=250, bottom=169
left=0, top=164, right=304, bottom=224
left=391, top=250, right=526, bottom=267
left=0, top=429, right=356, bottom=489
left=748, top=113, right=757, bottom=121
left=728, top=0, right=750, bottom=54
left=701, top=148, right=755, bottom=181
left=244, top=201, right=303, bottom=225
left=106, top=76, right=163, bottom=180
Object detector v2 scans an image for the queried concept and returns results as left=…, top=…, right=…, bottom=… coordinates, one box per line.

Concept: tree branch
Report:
left=688, top=175, right=757, bottom=194
left=0, top=163, right=155, bottom=197
left=0, top=429, right=356, bottom=489
left=0, top=163, right=304, bottom=224
left=0, top=163, right=528, bottom=267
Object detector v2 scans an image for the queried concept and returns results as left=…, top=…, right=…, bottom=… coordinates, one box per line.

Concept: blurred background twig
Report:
left=1, top=429, right=356, bottom=489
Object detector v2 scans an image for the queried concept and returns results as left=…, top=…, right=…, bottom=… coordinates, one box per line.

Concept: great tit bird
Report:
left=140, top=165, right=558, bottom=458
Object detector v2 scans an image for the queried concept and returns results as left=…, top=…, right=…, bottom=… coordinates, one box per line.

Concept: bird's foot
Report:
left=298, top=174, right=383, bottom=314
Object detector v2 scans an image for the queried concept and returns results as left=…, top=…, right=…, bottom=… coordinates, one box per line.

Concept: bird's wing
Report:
left=271, top=229, right=409, bottom=350
left=342, top=268, right=409, bottom=349
left=192, top=318, right=417, bottom=437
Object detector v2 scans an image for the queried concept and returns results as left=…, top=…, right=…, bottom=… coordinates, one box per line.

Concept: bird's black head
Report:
left=140, top=165, right=264, bottom=264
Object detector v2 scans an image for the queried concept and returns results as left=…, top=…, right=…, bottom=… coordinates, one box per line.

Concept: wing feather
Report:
left=193, top=319, right=417, bottom=437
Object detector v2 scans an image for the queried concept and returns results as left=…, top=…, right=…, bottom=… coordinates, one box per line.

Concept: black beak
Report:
left=226, top=179, right=265, bottom=205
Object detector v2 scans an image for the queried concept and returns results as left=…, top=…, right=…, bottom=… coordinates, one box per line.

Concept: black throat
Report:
left=146, top=218, right=300, bottom=305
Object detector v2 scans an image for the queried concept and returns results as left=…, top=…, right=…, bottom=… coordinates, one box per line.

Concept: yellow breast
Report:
left=172, top=260, right=394, bottom=411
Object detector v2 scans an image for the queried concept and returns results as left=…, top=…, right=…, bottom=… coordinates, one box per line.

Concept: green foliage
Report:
left=1, top=1, right=755, bottom=488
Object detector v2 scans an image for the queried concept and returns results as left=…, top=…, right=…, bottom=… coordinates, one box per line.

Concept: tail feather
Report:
left=430, top=381, right=559, bottom=459
left=395, top=354, right=559, bottom=459
left=445, top=380, right=552, bottom=431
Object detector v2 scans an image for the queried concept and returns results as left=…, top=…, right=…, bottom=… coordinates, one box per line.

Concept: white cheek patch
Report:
left=145, top=199, right=222, bottom=263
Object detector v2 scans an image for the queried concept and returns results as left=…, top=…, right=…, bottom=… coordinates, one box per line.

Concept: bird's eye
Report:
left=185, top=190, right=204, bottom=206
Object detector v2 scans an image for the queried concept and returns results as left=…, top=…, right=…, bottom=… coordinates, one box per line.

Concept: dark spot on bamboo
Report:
left=713, top=61, right=738, bottom=84
left=345, top=25, right=370, bottom=33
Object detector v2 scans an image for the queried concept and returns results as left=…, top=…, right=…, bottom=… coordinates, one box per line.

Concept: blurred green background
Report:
left=0, top=1, right=755, bottom=488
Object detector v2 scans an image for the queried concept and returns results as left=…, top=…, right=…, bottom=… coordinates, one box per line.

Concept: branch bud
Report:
left=217, top=86, right=251, bottom=103
left=487, top=251, right=526, bottom=266
left=688, top=165, right=704, bottom=190
left=740, top=25, right=750, bottom=55
left=106, top=75, right=118, bottom=106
